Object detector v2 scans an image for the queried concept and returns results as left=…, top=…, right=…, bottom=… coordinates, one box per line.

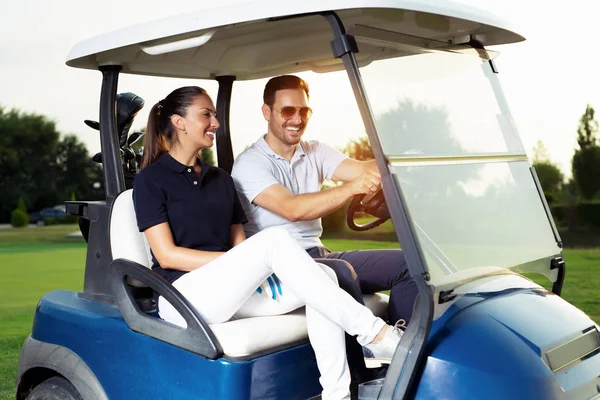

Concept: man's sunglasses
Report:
left=269, top=106, right=313, bottom=120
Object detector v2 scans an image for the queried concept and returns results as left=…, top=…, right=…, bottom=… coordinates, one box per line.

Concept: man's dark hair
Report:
left=263, top=75, right=310, bottom=106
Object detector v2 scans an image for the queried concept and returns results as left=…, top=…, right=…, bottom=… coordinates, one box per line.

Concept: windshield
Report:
left=354, top=30, right=561, bottom=288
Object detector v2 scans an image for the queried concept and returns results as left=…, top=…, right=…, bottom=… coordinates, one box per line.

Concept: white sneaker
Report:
left=363, top=320, right=406, bottom=368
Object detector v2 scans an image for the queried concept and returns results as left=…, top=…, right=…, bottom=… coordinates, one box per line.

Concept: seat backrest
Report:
left=110, top=189, right=153, bottom=268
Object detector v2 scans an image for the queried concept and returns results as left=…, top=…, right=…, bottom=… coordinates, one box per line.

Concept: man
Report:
left=231, top=75, right=417, bottom=386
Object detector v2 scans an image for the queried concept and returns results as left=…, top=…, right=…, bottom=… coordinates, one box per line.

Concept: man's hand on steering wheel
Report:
left=343, top=170, right=391, bottom=231
left=343, top=149, right=424, bottom=231
left=346, top=169, right=382, bottom=197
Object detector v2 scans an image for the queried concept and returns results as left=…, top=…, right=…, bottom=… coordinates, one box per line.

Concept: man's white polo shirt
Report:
left=231, top=135, right=347, bottom=249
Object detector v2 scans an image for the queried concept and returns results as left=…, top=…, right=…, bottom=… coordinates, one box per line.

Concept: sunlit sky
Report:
left=1, top=0, right=599, bottom=177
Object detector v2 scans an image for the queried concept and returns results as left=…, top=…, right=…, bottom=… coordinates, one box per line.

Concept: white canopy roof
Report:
left=66, top=0, right=524, bottom=80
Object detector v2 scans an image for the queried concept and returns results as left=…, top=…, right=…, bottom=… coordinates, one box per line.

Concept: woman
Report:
left=133, top=86, right=401, bottom=400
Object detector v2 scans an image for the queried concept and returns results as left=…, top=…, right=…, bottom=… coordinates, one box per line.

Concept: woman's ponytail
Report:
left=141, top=102, right=167, bottom=169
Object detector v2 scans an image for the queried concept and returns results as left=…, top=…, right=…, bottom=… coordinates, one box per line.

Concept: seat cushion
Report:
left=210, top=309, right=308, bottom=358
left=211, top=293, right=390, bottom=357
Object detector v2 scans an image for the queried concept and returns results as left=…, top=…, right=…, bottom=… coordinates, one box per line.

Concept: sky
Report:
left=1, top=0, right=599, bottom=177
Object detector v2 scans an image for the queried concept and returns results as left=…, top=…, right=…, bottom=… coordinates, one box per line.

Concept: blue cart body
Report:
left=26, top=285, right=599, bottom=399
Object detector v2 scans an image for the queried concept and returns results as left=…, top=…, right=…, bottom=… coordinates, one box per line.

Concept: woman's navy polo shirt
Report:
left=133, top=153, right=248, bottom=284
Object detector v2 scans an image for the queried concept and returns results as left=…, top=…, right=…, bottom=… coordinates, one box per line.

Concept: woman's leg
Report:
left=235, top=265, right=351, bottom=400
left=160, top=227, right=385, bottom=346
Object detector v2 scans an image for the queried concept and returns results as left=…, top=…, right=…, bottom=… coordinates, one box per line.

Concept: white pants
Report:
left=159, top=227, right=385, bottom=400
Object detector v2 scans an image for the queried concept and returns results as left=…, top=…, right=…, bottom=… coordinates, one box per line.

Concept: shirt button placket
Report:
left=186, top=168, right=198, bottom=187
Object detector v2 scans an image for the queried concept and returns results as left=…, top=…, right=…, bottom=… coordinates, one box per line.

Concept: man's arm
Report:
left=253, top=170, right=381, bottom=222
left=331, top=158, right=378, bottom=182
left=232, top=144, right=381, bottom=222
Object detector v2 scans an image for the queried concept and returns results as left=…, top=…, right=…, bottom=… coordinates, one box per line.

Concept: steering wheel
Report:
left=346, top=189, right=390, bottom=231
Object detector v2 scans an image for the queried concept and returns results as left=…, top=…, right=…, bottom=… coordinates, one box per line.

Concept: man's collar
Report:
left=257, top=134, right=306, bottom=161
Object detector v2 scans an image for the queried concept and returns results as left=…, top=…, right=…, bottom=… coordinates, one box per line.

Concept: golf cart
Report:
left=16, top=1, right=600, bottom=399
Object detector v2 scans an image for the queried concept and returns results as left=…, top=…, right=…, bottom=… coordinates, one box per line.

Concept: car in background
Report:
left=29, top=206, right=67, bottom=225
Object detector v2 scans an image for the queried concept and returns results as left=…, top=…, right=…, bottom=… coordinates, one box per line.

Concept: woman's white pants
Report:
left=158, top=227, right=385, bottom=400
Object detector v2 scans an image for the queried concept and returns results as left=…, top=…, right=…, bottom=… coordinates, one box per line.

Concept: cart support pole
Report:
left=99, top=65, right=124, bottom=204
left=320, top=12, right=433, bottom=400
left=216, top=75, right=236, bottom=174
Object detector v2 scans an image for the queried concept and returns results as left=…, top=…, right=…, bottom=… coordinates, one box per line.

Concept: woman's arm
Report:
left=144, top=222, right=224, bottom=272
left=230, top=223, right=246, bottom=247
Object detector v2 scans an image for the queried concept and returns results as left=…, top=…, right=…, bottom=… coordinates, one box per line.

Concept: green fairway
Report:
left=555, top=248, right=600, bottom=322
left=0, top=224, right=85, bottom=246
left=0, top=226, right=85, bottom=399
left=0, top=228, right=598, bottom=399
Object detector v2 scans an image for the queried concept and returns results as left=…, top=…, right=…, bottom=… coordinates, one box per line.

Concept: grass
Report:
left=0, top=224, right=85, bottom=246
left=0, top=226, right=598, bottom=399
left=0, top=225, right=85, bottom=399
left=554, top=248, right=600, bottom=322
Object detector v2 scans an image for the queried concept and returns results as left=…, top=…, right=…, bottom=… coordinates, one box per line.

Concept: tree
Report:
left=55, top=135, right=104, bottom=202
left=17, top=197, right=27, bottom=213
left=343, top=136, right=373, bottom=160
left=373, top=99, right=476, bottom=199
left=533, top=161, right=564, bottom=195
left=572, top=105, right=600, bottom=199
left=376, top=100, right=464, bottom=155
left=576, top=105, right=599, bottom=149
left=0, top=107, right=60, bottom=222
left=532, top=140, right=551, bottom=163
left=201, top=147, right=215, bottom=166
left=572, top=146, right=600, bottom=199
left=10, top=208, right=28, bottom=227
left=343, top=100, right=464, bottom=161
left=0, top=107, right=104, bottom=222
left=531, top=141, right=564, bottom=195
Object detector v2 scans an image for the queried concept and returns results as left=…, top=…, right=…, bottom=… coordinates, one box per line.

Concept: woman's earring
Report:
left=184, top=129, right=187, bottom=135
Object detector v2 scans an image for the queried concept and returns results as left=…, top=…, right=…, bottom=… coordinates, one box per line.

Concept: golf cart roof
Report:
left=66, top=0, right=524, bottom=80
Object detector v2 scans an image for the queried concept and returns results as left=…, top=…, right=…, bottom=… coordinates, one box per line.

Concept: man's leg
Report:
left=312, top=258, right=364, bottom=305
left=311, top=257, right=371, bottom=397
left=326, top=249, right=417, bottom=324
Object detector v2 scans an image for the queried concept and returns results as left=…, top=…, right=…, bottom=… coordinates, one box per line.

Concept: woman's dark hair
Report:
left=263, top=75, right=310, bottom=106
left=141, top=86, right=208, bottom=169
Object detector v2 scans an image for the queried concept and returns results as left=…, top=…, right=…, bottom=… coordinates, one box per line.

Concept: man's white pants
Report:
left=158, top=227, right=385, bottom=400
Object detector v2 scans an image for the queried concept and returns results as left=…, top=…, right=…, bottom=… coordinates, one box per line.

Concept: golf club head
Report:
left=85, top=120, right=100, bottom=131
left=123, top=148, right=135, bottom=161
left=129, top=132, right=145, bottom=150
left=116, top=93, right=145, bottom=148
left=127, top=131, right=143, bottom=146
